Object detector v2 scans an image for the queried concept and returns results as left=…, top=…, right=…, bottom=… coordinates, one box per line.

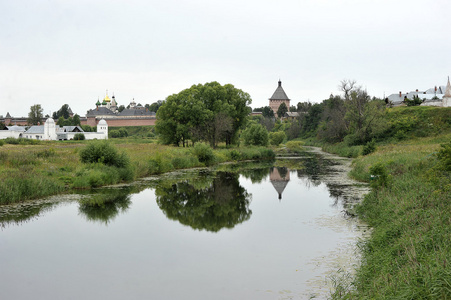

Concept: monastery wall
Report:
left=81, top=117, right=156, bottom=127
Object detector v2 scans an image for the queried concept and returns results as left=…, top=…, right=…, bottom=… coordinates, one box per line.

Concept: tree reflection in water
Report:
left=78, top=188, right=133, bottom=225
left=156, top=172, right=252, bottom=232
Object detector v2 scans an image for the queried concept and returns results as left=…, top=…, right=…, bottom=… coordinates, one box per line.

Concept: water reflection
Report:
left=270, top=167, right=290, bottom=200
left=0, top=200, right=60, bottom=228
left=0, top=149, right=370, bottom=299
left=155, top=171, right=252, bottom=232
left=78, top=188, right=133, bottom=225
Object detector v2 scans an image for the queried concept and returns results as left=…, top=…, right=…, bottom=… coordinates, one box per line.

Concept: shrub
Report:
left=171, top=156, right=191, bottom=169
left=119, top=128, right=128, bottom=137
left=258, top=148, right=275, bottom=159
left=5, top=137, right=20, bottom=144
left=110, top=128, right=129, bottom=138
left=74, top=133, right=85, bottom=140
left=192, top=143, right=215, bottom=165
left=242, top=124, right=269, bottom=146
left=229, top=149, right=241, bottom=160
left=286, top=141, right=303, bottom=153
left=79, top=141, right=130, bottom=168
left=81, top=125, right=94, bottom=132
left=36, top=148, right=56, bottom=158
left=362, top=139, right=376, bottom=156
left=110, top=130, right=121, bottom=138
left=369, top=162, right=390, bottom=188
left=0, top=140, right=4, bottom=146
left=148, top=155, right=174, bottom=174
left=269, top=131, right=286, bottom=146
left=394, top=130, right=407, bottom=141
left=436, top=139, right=451, bottom=171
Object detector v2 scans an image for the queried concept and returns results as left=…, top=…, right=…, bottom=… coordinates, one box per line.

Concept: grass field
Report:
left=0, top=140, right=274, bottom=205
left=330, top=133, right=451, bottom=299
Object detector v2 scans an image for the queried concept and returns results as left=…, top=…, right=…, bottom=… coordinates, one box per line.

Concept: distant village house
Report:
left=387, top=77, right=451, bottom=107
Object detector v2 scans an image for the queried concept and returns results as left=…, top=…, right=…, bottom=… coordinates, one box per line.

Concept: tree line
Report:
left=250, top=79, right=387, bottom=146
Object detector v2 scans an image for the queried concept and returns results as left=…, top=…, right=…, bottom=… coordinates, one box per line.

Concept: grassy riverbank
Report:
left=324, top=133, right=451, bottom=299
left=0, top=140, right=274, bottom=205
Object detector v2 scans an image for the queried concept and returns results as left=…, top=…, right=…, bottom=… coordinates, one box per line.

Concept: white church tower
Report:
left=43, top=118, right=57, bottom=140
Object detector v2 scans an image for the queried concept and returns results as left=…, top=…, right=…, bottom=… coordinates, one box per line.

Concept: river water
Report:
left=0, top=149, right=370, bottom=299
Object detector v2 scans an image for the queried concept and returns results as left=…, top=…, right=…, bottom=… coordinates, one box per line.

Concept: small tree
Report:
left=74, top=133, right=85, bottom=140
left=262, top=106, right=274, bottom=118
left=28, top=104, right=44, bottom=125
left=277, top=102, right=288, bottom=118
left=242, top=124, right=268, bottom=146
left=406, top=95, right=422, bottom=106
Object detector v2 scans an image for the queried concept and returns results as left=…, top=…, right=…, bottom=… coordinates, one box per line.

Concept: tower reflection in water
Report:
left=270, top=167, right=290, bottom=200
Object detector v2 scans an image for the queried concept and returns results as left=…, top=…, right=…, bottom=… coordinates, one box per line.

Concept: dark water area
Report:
left=0, top=151, right=369, bottom=299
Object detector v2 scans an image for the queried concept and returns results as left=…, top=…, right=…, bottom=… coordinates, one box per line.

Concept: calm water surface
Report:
left=0, top=153, right=368, bottom=299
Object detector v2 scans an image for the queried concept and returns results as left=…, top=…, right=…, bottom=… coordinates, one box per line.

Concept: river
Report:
left=0, top=148, right=370, bottom=299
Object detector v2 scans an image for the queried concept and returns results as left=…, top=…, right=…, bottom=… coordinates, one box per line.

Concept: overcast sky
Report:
left=1, top=0, right=450, bottom=117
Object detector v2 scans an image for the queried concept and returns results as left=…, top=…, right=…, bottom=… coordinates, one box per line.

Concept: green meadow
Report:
left=0, top=138, right=274, bottom=205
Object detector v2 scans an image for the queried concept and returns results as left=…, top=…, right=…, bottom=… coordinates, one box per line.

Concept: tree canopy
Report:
left=156, top=81, right=252, bottom=147
left=53, top=104, right=71, bottom=120
left=28, top=104, right=44, bottom=125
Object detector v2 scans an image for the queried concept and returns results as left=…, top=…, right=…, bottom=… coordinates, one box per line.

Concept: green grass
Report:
left=0, top=141, right=274, bottom=205
left=329, top=137, right=451, bottom=299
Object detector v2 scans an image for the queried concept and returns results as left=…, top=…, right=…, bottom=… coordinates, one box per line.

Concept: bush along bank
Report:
left=0, top=140, right=275, bottom=205
left=331, top=140, right=451, bottom=299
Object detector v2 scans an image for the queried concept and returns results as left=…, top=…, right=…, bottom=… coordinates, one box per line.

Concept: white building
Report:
left=387, top=77, right=451, bottom=107
left=0, top=118, right=108, bottom=140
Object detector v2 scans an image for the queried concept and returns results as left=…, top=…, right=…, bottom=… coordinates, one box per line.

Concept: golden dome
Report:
left=103, top=90, right=111, bottom=102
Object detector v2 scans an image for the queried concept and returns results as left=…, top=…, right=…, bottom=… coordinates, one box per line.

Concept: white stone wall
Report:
left=0, top=131, right=22, bottom=139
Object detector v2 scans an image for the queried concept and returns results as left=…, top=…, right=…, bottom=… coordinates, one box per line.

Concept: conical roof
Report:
left=445, top=76, right=451, bottom=98
left=269, top=80, right=290, bottom=100
left=5, top=112, right=11, bottom=118
left=271, top=180, right=289, bottom=200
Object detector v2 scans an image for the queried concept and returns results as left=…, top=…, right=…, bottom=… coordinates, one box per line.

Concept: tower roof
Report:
left=445, top=76, right=451, bottom=98
left=270, top=167, right=290, bottom=200
left=5, top=112, right=11, bottom=118
left=269, top=80, right=290, bottom=100
left=271, top=180, right=289, bottom=200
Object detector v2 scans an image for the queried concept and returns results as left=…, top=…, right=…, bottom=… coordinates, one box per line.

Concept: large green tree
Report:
left=28, top=104, right=44, bottom=125
left=156, top=82, right=252, bottom=147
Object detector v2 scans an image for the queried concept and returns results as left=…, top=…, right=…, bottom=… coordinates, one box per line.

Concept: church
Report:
left=83, top=91, right=156, bottom=127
